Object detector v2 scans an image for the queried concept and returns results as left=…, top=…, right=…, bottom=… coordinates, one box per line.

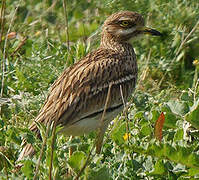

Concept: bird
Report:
left=18, top=11, right=162, bottom=161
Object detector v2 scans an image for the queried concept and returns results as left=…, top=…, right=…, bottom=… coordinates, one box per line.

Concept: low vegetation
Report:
left=0, top=0, right=199, bottom=179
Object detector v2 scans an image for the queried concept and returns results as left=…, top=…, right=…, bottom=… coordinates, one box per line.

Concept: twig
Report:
left=38, top=0, right=58, bottom=20
left=62, top=0, right=70, bottom=51
left=33, top=122, right=51, bottom=180
left=11, top=37, right=28, bottom=57
left=0, top=0, right=6, bottom=44
left=158, top=21, right=199, bottom=88
left=0, top=1, right=21, bottom=114
left=96, top=82, right=112, bottom=154
left=120, top=85, right=130, bottom=143
left=141, top=49, right=151, bottom=81
left=176, top=21, right=199, bottom=55
left=0, top=0, right=6, bottom=115
left=135, top=49, right=152, bottom=93
left=193, top=76, right=199, bottom=104
left=100, top=83, right=113, bottom=127
left=49, top=119, right=58, bottom=180
left=120, top=85, right=126, bottom=107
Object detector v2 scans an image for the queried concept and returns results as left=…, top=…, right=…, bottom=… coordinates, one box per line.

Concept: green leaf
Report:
left=151, top=110, right=161, bottom=123
left=163, top=144, right=179, bottom=162
left=0, top=147, right=14, bottom=170
left=167, top=100, right=189, bottom=116
left=151, top=160, right=166, bottom=175
left=174, top=129, right=184, bottom=141
left=188, top=153, right=199, bottom=167
left=161, top=105, right=177, bottom=128
left=6, top=128, right=21, bottom=145
left=111, top=122, right=126, bottom=145
left=134, top=111, right=145, bottom=120
left=180, top=91, right=192, bottom=102
left=68, top=151, right=86, bottom=174
left=140, top=124, right=152, bottom=136
left=86, top=166, right=111, bottom=180
left=188, top=168, right=199, bottom=176
left=185, top=100, right=199, bottom=130
left=21, top=160, right=34, bottom=178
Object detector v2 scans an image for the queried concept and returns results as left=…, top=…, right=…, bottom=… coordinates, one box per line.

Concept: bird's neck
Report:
left=100, top=32, right=133, bottom=53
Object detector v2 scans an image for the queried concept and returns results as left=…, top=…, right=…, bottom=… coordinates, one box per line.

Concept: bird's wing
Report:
left=29, top=48, right=137, bottom=132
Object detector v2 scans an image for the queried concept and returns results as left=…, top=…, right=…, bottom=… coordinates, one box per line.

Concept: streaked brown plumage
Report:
left=18, top=11, right=162, bottom=161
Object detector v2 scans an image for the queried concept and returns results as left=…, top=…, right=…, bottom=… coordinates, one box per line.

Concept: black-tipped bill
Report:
left=143, top=28, right=162, bottom=36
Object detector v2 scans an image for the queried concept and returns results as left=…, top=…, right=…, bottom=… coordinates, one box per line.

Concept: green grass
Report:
left=0, top=0, right=199, bottom=179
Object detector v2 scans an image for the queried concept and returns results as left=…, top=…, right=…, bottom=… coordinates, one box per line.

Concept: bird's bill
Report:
left=138, top=26, right=162, bottom=36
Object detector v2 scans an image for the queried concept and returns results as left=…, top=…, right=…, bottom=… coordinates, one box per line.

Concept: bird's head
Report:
left=102, top=11, right=162, bottom=42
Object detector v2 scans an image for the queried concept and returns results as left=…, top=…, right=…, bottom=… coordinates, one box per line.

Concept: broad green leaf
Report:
left=86, top=166, right=111, bottom=180
left=147, top=143, right=164, bottom=157
left=161, top=105, right=177, bottom=128
left=21, top=160, right=34, bottom=178
left=134, top=111, right=145, bottom=120
left=6, top=128, right=21, bottom=145
left=174, top=129, right=184, bottom=141
left=68, top=151, right=86, bottom=174
left=180, top=91, right=192, bottom=102
left=151, top=110, right=160, bottom=123
left=163, top=144, right=179, bottom=162
left=188, top=168, right=199, bottom=176
left=111, top=122, right=126, bottom=145
left=131, top=142, right=199, bottom=170
left=185, top=100, right=199, bottom=130
left=141, top=124, right=152, bottom=137
left=177, top=146, right=191, bottom=163
left=167, top=100, right=189, bottom=116
left=188, top=153, right=199, bottom=167
left=151, top=160, right=166, bottom=175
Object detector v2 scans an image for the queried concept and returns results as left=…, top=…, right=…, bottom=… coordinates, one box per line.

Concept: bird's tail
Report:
left=17, top=143, right=35, bottom=162
left=17, top=117, right=42, bottom=162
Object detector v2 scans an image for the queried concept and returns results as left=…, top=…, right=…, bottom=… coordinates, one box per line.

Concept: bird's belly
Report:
left=59, top=105, right=123, bottom=136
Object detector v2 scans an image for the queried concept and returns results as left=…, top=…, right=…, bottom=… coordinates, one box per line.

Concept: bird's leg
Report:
left=69, top=136, right=74, bottom=158
left=96, top=83, right=112, bottom=154
left=96, top=124, right=107, bottom=154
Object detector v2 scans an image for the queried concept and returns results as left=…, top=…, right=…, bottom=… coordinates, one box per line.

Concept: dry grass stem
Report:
left=141, top=49, right=151, bottom=81
left=33, top=122, right=51, bottom=180
left=11, top=37, right=28, bottom=57
left=120, top=85, right=131, bottom=143
left=0, top=0, right=6, bottom=44
left=158, top=20, right=199, bottom=88
left=62, top=0, right=70, bottom=51
left=176, top=21, right=199, bottom=55
left=0, top=0, right=21, bottom=113
left=49, top=119, right=59, bottom=180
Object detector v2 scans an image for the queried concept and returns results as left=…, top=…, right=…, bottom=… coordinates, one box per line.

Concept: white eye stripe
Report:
left=116, top=27, right=136, bottom=35
left=118, top=17, right=131, bottom=21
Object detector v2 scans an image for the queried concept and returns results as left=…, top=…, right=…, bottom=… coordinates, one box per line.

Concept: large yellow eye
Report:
left=120, top=20, right=129, bottom=27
